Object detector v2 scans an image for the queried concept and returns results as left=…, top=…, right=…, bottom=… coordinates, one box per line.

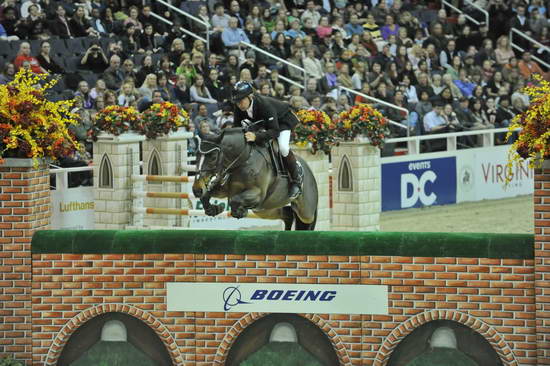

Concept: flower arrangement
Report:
left=90, top=105, right=141, bottom=141
left=336, top=103, right=390, bottom=147
left=0, top=69, right=80, bottom=165
left=507, top=74, right=550, bottom=175
left=139, top=102, right=190, bottom=139
left=293, top=109, right=338, bottom=155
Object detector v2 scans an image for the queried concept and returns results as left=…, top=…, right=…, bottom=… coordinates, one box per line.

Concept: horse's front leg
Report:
left=200, top=193, right=225, bottom=217
left=229, top=188, right=262, bottom=219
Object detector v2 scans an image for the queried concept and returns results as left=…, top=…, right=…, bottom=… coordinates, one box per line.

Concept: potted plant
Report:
left=336, top=103, right=390, bottom=148
left=90, top=105, right=142, bottom=141
left=0, top=69, right=80, bottom=165
left=292, top=109, right=338, bottom=155
left=138, top=101, right=190, bottom=139
left=506, top=74, right=550, bottom=177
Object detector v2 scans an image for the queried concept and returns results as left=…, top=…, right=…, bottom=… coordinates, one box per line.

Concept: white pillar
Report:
left=93, top=133, right=144, bottom=229
left=331, top=139, right=380, bottom=231
left=141, top=129, right=193, bottom=227
left=293, top=147, right=331, bottom=230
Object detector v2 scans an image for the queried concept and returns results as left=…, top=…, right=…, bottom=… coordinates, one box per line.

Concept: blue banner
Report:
left=381, top=157, right=457, bottom=211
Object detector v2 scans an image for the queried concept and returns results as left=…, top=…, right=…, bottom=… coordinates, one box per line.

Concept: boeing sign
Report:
left=167, top=283, right=388, bottom=315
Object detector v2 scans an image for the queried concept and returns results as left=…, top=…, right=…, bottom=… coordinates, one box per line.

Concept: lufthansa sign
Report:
left=167, top=283, right=388, bottom=315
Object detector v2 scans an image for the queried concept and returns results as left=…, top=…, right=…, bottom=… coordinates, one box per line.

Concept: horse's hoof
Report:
left=231, top=208, right=247, bottom=219
left=205, top=204, right=224, bottom=217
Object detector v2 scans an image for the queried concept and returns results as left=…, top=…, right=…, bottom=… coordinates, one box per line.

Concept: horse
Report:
left=191, top=128, right=318, bottom=230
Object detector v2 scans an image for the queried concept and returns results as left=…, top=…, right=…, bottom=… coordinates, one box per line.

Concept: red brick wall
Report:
left=0, top=160, right=50, bottom=364
left=534, top=161, right=550, bottom=365
left=31, top=253, right=536, bottom=366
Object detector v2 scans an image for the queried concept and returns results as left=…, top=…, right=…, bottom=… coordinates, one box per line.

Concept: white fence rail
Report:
left=510, top=28, right=550, bottom=69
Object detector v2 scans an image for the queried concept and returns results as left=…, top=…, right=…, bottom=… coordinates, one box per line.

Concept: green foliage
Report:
left=240, top=342, right=323, bottom=366
left=0, top=357, right=24, bottom=366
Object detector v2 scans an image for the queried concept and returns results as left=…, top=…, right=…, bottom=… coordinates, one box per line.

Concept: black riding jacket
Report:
left=233, top=94, right=298, bottom=144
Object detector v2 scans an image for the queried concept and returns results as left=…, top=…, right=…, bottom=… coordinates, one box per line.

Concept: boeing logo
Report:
left=223, top=286, right=251, bottom=311
left=222, top=286, right=337, bottom=311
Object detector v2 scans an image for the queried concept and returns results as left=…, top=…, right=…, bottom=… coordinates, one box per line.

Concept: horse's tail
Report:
left=294, top=207, right=317, bottom=231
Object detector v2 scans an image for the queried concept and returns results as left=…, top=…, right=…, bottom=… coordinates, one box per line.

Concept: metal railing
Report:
left=386, top=127, right=515, bottom=156
left=339, top=86, right=409, bottom=135
left=154, top=0, right=210, bottom=53
left=464, top=0, right=489, bottom=27
left=239, top=41, right=309, bottom=88
left=441, top=0, right=481, bottom=25
left=510, top=28, right=550, bottom=69
left=49, top=165, right=94, bottom=190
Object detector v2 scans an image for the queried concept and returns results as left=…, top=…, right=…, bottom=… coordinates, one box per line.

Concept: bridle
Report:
left=195, top=133, right=252, bottom=191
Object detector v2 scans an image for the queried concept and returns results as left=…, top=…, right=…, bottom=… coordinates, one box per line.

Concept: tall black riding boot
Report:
left=283, top=150, right=303, bottom=200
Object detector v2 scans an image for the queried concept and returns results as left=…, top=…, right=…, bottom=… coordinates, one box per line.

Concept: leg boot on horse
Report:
left=283, top=150, right=304, bottom=200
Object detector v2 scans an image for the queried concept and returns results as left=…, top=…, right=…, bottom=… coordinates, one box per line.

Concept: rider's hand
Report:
left=245, top=132, right=256, bottom=142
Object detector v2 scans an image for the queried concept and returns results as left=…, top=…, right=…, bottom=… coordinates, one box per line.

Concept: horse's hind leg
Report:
left=294, top=208, right=317, bottom=231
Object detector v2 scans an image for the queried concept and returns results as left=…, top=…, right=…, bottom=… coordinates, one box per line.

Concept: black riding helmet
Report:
left=232, top=81, right=254, bottom=103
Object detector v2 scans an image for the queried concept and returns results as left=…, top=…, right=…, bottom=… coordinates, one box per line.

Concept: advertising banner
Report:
left=50, top=187, right=95, bottom=229
left=167, top=283, right=388, bottom=315
left=456, top=145, right=533, bottom=202
left=381, top=157, right=457, bottom=211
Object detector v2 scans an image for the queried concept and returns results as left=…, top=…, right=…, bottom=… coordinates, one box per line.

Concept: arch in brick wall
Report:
left=43, top=303, right=184, bottom=365
left=373, top=310, right=518, bottom=366
left=212, top=312, right=353, bottom=365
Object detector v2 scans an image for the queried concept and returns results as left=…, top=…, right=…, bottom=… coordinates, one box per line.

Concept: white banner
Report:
left=50, top=187, right=95, bottom=230
left=456, top=145, right=533, bottom=202
left=167, top=283, right=388, bottom=315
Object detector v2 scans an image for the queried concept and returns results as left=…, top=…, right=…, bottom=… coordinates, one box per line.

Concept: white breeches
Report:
left=277, top=130, right=291, bottom=157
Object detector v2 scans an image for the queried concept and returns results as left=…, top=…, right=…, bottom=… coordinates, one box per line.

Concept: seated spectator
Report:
left=121, top=58, right=137, bottom=84
left=121, top=23, right=139, bottom=56
left=222, top=17, right=249, bottom=49
left=239, top=51, right=258, bottom=79
left=290, top=95, right=310, bottom=111
left=123, top=6, right=142, bottom=31
left=518, top=51, right=546, bottom=80
left=139, top=5, right=165, bottom=36
left=0, top=63, right=15, bottom=84
left=138, top=73, right=158, bottom=101
left=168, top=38, right=186, bottom=66
left=272, top=32, right=289, bottom=60
left=171, top=74, right=191, bottom=106
left=13, top=41, right=45, bottom=73
left=36, top=41, right=63, bottom=74
left=20, top=0, right=41, bottom=19
left=318, top=62, right=338, bottom=95
left=118, top=81, right=140, bottom=107
left=215, top=103, right=234, bottom=129
left=211, top=3, right=231, bottom=33
left=285, top=19, right=306, bottom=39
left=363, top=14, right=383, bottom=47
left=470, top=99, right=492, bottom=129
left=253, top=65, right=271, bottom=89
left=90, top=7, right=111, bottom=37
left=90, top=79, right=107, bottom=100
left=206, top=68, right=225, bottom=103
left=74, top=81, right=95, bottom=109
left=1, top=6, right=20, bottom=39
left=337, top=63, right=353, bottom=89
left=316, top=16, right=332, bottom=39
left=20, top=4, right=48, bottom=40
left=453, top=69, right=476, bottom=98
left=69, top=95, right=93, bottom=150
left=423, top=99, right=448, bottom=134
left=190, top=73, right=217, bottom=107
left=70, top=6, right=98, bottom=37
left=138, top=89, right=164, bottom=112
left=80, top=43, right=109, bottom=74
left=104, top=90, right=117, bottom=107
left=193, top=103, right=217, bottom=131
left=102, top=55, right=125, bottom=91
left=496, top=96, right=515, bottom=128
left=301, top=0, right=321, bottom=28
left=415, top=90, right=433, bottom=120
left=345, top=14, right=363, bottom=38
left=156, top=72, right=172, bottom=101
left=381, top=15, right=399, bottom=41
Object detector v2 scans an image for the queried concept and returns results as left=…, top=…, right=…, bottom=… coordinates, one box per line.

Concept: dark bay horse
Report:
left=191, top=128, right=318, bottom=230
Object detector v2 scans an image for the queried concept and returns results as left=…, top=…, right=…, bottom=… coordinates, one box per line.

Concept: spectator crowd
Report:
left=0, top=0, right=547, bottom=154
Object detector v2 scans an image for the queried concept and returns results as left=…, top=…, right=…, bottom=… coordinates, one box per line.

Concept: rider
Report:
left=231, top=81, right=303, bottom=200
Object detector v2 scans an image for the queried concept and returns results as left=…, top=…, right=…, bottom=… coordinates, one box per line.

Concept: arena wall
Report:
left=31, top=230, right=535, bottom=366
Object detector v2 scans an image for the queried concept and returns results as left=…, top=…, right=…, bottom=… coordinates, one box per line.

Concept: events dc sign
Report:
left=381, top=157, right=457, bottom=211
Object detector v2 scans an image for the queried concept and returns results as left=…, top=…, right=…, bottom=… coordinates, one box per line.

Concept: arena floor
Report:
left=380, top=195, right=534, bottom=234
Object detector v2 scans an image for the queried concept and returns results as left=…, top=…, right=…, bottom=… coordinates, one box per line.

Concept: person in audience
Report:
left=70, top=6, right=98, bottom=37
left=36, top=41, right=63, bottom=74
left=90, top=79, right=107, bottom=100
left=102, top=55, right=125, bottom=91
left=75, top=81, right=95, bottom=109
left=118, top=81, right=140, bottom=107
left=222, top=16, right=250, bottom=50
left=171, top=74, right=191, bottom=106
left=190, top=73, right=217, bottom=108
left=138, top=73, right=157, bottom=101
left=0, top=63, right=15, bottom=84
left=13, top=41, right=45, bottom=73
left=80, top=43, right=109, bottom=74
